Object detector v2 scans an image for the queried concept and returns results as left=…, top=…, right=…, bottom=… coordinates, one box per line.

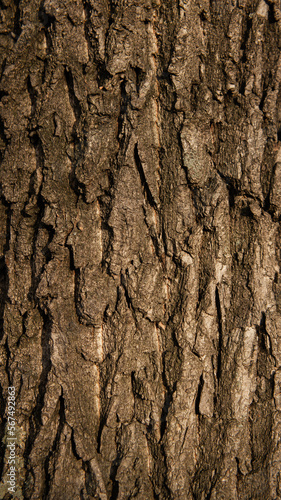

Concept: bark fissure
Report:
left=215, top=286, right=223, bottom=382
left=134, top=143, right=158, bottom=210
left=42, top=393, right=65, bottom=500
left=24, top=311, right=52, bottom=457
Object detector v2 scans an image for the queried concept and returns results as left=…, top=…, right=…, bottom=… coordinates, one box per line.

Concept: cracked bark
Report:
left=1, top=0, right=281, bottom=499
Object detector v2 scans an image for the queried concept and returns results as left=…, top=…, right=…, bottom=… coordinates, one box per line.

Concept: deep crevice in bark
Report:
left=43, top=393, right=65, bottom=500
left=134, top=143, right=158, bottom=210
left=195, top=374, right=204, bottom=416
left=117, top=78, right=131, bottom=156
left=109, top=432, right=122, bottom=500
left=215, top=286, right=223, bottom=382
left=24, top=310, right=52, bottom=459
left=64, top=67, right=82, bottom=121
left=12, top=0, right=22, bottom=41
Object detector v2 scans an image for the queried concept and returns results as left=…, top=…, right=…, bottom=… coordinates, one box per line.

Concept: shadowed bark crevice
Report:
left=24, top=311, right=52, bottom=458
left=42, top=394, right=65, bottom=500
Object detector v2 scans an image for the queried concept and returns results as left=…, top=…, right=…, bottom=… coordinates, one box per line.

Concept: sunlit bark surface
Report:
left=1, top=0, right=281, bottom=498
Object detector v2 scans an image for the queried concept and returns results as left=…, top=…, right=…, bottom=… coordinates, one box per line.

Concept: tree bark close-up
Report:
left=1, top=0, right=281, bottom=498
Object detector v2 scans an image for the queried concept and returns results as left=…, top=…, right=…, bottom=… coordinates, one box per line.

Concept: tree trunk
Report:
left=0, top=0, right=281, bottom=498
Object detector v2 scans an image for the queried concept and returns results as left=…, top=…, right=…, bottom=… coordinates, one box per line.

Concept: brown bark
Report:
left=0, top=0, right=281, bottom=498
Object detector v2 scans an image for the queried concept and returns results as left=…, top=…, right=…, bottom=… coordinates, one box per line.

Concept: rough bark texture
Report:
left=1, top=0, right=281, bottom=498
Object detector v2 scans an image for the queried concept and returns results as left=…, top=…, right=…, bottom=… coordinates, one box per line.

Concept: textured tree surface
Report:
left=1, top=0, right=281, bottom=498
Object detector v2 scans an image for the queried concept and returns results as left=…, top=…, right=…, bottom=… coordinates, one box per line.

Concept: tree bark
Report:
left=0, top=0, right=281, bottom=498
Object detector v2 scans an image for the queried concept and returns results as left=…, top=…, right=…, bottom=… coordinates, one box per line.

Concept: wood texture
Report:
left=0, top=0, right=281, bottom=498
